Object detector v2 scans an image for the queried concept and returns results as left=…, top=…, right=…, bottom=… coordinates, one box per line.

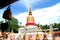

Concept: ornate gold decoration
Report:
left=21, top=34, right=25, bottom=40
left=43, top=32, right=48, bottom=40
left=36, top=33, right=40, bottom=40
left=28, top=35, right=33, bottom=40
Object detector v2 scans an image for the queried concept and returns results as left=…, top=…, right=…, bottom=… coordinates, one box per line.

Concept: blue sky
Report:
left=10, top=0, right=60, bottom=15
left=0, top=0, right=60, bottom=25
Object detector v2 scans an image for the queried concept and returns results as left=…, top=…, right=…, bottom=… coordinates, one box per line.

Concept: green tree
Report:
left=6, top=17, right=19, bottom=33
left=36, top=23, right=42, bottom=29
left=41, top=24, right=49, bottom=29
left=53, top=23, right=60, bottom=31
left=53, top=23, right=58, bottom=28
left=0, top=21, right=3, bottom=31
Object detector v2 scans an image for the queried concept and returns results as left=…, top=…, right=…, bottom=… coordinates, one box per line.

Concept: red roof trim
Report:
left=26, top=22, right=35, bottom=26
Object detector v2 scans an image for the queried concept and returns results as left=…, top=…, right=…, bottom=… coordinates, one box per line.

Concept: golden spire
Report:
left=27, top=6, right=35, bottom=23
left=26, top=5, right=35, bottom=26
left=29, top=6, right=32, bottom=15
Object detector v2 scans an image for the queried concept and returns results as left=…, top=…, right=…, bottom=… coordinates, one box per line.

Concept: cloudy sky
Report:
left=0, top=0, right=60, bottom=25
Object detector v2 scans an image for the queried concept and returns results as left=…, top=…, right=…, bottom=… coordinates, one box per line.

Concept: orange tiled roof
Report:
left=54, top=32, right=60, bottom=34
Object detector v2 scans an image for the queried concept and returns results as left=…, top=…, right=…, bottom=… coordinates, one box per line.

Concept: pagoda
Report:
left=18, top=6, right=43, bottom=40
left=26, top=7, right=35, bottom=27
left=25, top=6, right=39, bottom=32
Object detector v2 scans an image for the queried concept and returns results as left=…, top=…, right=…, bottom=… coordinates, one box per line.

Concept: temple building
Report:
left=18, top=7, right=44, bottom=40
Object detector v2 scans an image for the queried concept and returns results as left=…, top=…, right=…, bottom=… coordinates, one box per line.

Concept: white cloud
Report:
left=0, top=9, right=4, bottom=21
left=14, top=3, right=60, bottom=25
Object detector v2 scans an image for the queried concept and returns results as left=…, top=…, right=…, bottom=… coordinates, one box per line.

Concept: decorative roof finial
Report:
left=29, top=3, right=32, bottom=15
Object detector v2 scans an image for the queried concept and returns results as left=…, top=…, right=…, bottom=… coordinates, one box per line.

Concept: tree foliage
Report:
left=0, top=19, right=60, bottom=32
left=36, top=23, right=60, bottom=31
left=5, top=17, right=19, bottom=33
left=0, top=21, right=3, bottom=31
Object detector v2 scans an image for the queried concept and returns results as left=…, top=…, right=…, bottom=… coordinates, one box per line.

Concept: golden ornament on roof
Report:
left=21, top=34, right=25, bottom=40
left=36, top=33, right=40, bottom=40
left=28, top=35, right=33, bottom=40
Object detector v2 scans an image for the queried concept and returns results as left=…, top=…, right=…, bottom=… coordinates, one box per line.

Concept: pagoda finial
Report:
left=29, top=6, right=32, bottom=15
